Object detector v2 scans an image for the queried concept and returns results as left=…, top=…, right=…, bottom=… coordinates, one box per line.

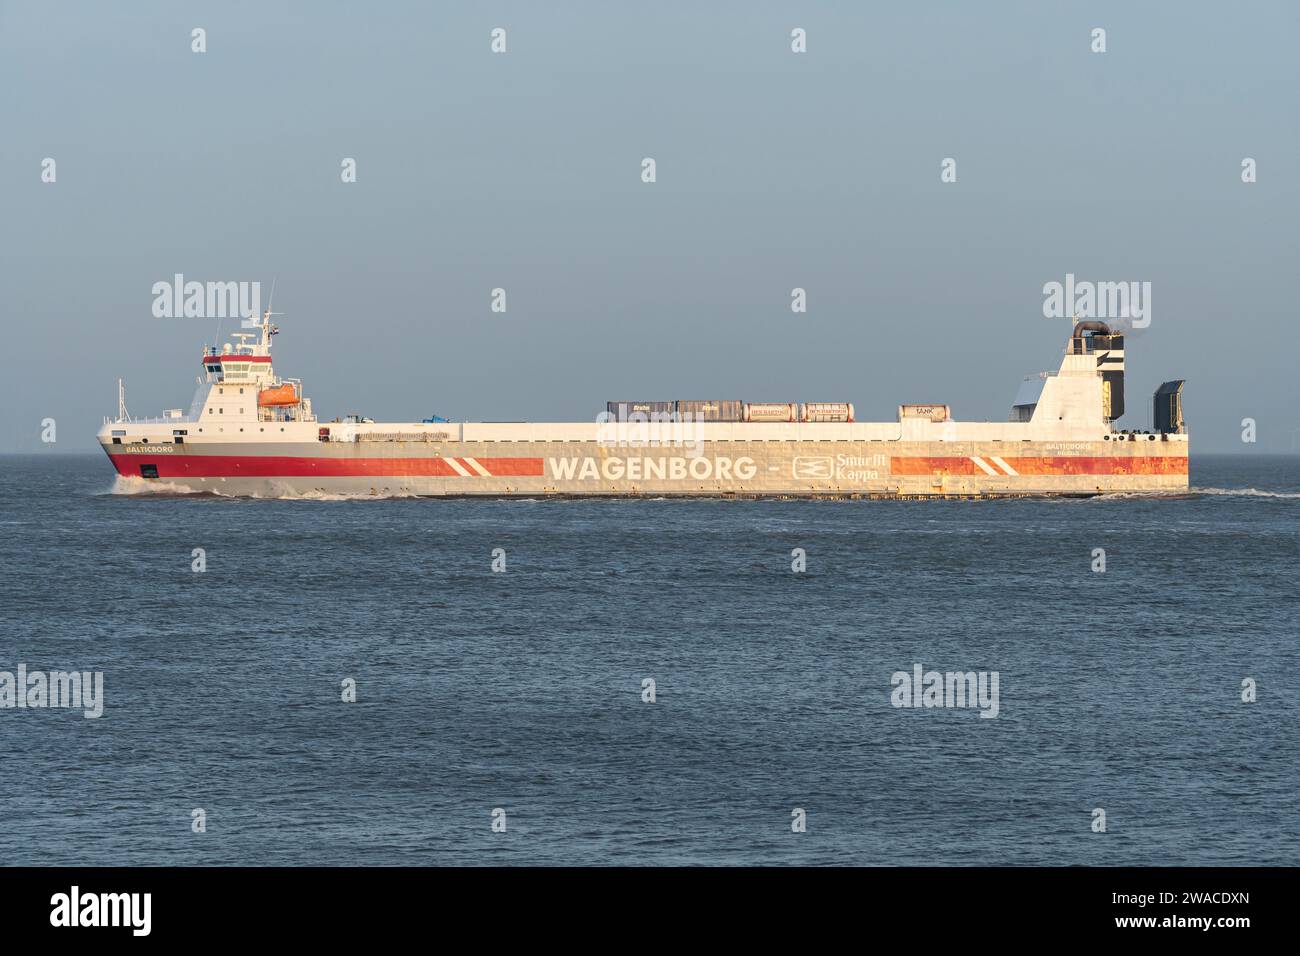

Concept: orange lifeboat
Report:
left=257, top=384, right=298, bottom=407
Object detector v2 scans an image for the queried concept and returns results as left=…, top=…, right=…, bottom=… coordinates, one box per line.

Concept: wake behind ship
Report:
left=98, top=317, right=1188, bottom=498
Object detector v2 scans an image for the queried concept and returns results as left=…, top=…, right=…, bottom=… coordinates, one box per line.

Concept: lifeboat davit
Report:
left=257, top=384, right=298, bottom=407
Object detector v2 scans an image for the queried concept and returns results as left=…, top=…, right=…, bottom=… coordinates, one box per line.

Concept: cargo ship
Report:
left=99, top=315, right=1187, bottom=497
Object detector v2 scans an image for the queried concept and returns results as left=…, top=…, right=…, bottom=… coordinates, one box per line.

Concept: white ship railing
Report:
left=103, top=415, right=194, bottom=426
left=353, top=431, right=455, bottom=442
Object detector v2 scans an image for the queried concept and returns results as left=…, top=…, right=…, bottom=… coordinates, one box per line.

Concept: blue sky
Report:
left=2, top=1, right=1297, bottom=452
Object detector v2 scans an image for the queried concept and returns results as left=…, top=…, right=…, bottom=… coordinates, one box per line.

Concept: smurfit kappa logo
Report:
left=792, top=456, right=834, bottom=479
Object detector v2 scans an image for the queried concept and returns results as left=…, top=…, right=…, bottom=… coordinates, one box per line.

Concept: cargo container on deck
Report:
left=675, top=400, right=743, bottom=422
left=606, top=401, right=675, bottom=421
left=800, top=402, right=855, bottom=423
left=743, top=402, right=799, bottom=423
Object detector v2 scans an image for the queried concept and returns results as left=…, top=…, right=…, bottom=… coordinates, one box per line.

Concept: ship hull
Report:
left=103, top=437, right=1189, bottom=498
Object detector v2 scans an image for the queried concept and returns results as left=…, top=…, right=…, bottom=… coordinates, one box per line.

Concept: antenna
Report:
left=264, top=274, right=286, bottom=322
left=117, top=378, right=130, bottom=422
left=254, top=276, right=286, bottom=353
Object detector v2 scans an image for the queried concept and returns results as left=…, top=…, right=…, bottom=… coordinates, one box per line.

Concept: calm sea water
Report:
left=1, top=453, right=1296, bottom=866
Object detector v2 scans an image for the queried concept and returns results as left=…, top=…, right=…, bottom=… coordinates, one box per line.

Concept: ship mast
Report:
left=233, top=308, right=279, bottom=356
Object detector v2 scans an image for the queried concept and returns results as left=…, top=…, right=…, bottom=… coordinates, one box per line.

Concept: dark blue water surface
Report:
left=1, top=454, right=1296, bottom=865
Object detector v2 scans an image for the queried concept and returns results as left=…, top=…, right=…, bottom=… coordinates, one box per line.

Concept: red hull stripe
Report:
left=111, top=455, right=544, bottom=478
left=890, top=456, right=1188, bottom=476
left=111, top=454, right=1187, bottom=480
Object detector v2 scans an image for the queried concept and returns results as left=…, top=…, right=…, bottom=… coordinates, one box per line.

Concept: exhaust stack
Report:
left=1070, top=321, right=1125, bottom=422
left=1154, top=380, right=1186, bottom=434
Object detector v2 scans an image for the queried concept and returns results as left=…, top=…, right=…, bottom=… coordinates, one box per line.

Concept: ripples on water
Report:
left=1, top=454, right=1296, bottom=865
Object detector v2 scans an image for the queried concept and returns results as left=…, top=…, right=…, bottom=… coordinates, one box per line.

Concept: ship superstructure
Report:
left=99, top=315, right=1187, bottom=497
